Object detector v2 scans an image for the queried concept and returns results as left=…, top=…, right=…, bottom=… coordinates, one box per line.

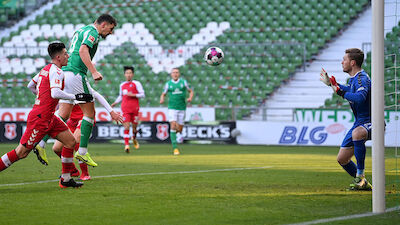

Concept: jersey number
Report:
left=68, top=32, right=79, bottom=54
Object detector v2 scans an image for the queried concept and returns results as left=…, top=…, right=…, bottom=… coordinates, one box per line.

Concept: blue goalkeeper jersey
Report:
left=338, top=70, right=371, bottom=125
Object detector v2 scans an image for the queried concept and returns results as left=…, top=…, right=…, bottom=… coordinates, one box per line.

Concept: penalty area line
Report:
left=0, top=166, right=272, bottom=187
left=285, top=205, right=400, bottom=225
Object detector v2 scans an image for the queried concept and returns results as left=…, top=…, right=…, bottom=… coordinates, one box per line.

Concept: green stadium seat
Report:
left=0, top=0, right=372, bottom=109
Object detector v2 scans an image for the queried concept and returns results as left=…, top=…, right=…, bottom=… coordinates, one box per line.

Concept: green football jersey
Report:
left=62, top=24, right=100, bottom=75
left=163, top=78, right=191, bottom=110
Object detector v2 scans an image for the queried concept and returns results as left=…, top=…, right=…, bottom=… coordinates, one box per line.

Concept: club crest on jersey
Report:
left=88, top=35, right=95, bottom=43
left=156, top=124, right=169, bottom=140
left=172, top=88, right=182, bottom=94
left=4, top=123, right=17, bottom=140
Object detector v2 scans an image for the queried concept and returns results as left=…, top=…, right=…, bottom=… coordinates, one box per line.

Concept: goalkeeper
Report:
left=320, top=48, right=372, bottom=191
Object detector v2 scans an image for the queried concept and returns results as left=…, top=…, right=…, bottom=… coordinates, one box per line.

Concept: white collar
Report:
left=171, top=78, right=180, bottom=83
left=90, top=24, right=99, bottom=32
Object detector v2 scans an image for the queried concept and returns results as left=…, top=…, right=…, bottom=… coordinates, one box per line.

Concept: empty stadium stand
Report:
left=0, top=0, right=371, bottom=120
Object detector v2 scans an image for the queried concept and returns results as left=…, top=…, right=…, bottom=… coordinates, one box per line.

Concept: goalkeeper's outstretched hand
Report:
left=75, top=93, right=93, bottom=102
left=329, top=76, right=345, bottom=97
left=320, top=68, right=331, bottom=86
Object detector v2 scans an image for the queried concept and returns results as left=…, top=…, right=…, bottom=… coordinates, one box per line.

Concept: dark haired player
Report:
left=111, top=66, right=145, bottom=153
left=0, top=42, right=92, bottom=188
left=57, top=14, right=120, bottom=167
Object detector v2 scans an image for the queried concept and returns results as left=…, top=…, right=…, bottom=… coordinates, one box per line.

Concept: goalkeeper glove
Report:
left=319, top=68, right=331, bottom=86
left=329, top=76, right=345, bottom=97
left=75, top=93, right=93, bottom=102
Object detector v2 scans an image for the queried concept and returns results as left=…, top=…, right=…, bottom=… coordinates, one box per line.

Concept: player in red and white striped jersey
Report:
left=32, top=89, right=122, bottom=180
left=111, top=66, right=145, bottom=153
left=0, top=42, right=93, bottom=188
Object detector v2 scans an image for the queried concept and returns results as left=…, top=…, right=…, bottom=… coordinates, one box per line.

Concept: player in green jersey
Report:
left=58, top=14, right=121, bottom=167
left=160, top=68, right=194, bottom=155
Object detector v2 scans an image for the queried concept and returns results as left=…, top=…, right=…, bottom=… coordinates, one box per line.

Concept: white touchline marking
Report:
left=285, top=205, right=400, bottom=225
left=0, top=166, right=272, bottom=187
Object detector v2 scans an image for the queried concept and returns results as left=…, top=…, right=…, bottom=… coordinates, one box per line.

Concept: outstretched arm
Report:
left=338, top=84, right=351, bottom=92
left=91, top=88, right=123, bottom=124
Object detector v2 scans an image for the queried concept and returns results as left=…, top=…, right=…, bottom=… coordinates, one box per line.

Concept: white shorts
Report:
left=168, top=109, right=185, bottom=125
left=59, top=71, right=94, bottom=104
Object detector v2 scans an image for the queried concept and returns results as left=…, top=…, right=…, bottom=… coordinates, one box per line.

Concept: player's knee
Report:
left=52, top=144, right=62, bottom=154
left=15, top=145, right=30, bottom=159
left=64, top=138, right=76, bottom=149
left=352, top=128, right=367, bottom=141
left=337, top=151, right=351, bottom=165
left=337, top=157, right=348, bottom=165
left=177, top=126, right=183, bottom=133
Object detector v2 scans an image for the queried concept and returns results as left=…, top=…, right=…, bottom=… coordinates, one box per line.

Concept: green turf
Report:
left=0, top=144, right=398, bottom=225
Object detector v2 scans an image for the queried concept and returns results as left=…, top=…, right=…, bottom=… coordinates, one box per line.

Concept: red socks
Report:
left=124, top=129, right=130, bottom=145
left=61, top=147, right=74, bottom=174
left=0, top=150, right=19, bottom=172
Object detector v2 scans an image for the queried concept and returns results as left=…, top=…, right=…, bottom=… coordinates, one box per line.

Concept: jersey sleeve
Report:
left=91, top=87, right=113, bottom=112
left=134, top=81, right=145, bottom=98
left=82, top=29, right=99, bottom=49
left=32, top=72, right=39, bottom=84
left=49, top=66, right=64, bottom=89
left=338, top=83, right=351, bottom=92
left=162, top=82, right=169, bottom=94
left=343, top=75, right=370, bottom=103
left=184, top=80, right=192, bottom=90
left=27, top=73, right=39, bottom=95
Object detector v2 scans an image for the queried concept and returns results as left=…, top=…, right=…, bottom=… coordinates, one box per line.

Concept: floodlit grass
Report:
left=0, top=143, right=398, bottom=225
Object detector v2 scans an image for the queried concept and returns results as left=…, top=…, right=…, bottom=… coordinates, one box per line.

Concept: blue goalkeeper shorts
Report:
left=341, top=122, right=372, bottom=148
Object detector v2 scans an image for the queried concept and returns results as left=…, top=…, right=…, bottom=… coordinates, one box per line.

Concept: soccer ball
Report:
left=204, top=47, right=224, bottom=66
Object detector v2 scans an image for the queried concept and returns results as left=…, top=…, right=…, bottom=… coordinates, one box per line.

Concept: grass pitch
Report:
left=0, top=143, right=398, bottom=225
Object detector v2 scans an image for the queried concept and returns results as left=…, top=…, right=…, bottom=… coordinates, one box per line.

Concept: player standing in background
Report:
left=57, top=14, right=119, bottom=167
left=320, top=48, right=372, bottom=190
left=0, top=42, right=93, bottom=188
left=159, top=68, right=193, bottom=155
left=111, top=66, right=145, bottom=153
